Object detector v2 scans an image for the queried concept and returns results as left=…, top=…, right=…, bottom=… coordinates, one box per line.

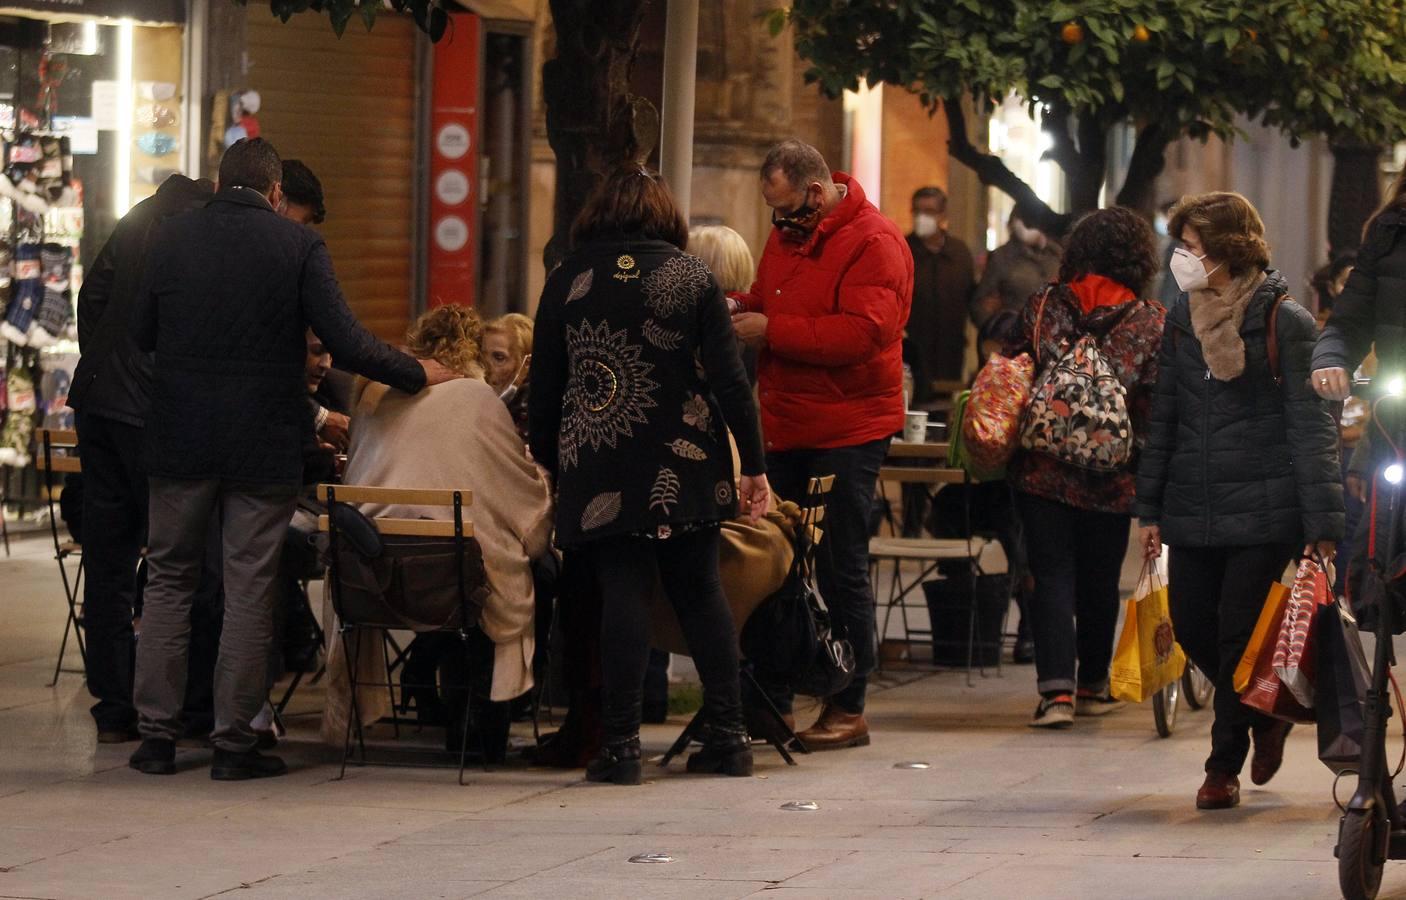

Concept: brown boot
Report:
left=796, top=704, right=870, bottom=750
left=1250, top=721, right=1293, bottom=786
left=1195, top=771, right=1240, bottom=810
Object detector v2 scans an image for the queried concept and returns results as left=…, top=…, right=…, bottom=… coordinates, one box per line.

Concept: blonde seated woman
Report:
left=323, top=305, right=554, bottom=748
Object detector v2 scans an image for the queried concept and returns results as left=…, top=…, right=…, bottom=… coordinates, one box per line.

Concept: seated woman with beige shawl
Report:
left=324, top=306, right=554, bottom=742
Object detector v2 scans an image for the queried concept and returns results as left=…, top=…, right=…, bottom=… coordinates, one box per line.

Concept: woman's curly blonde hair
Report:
left=405, top=305, right=485, bottom=379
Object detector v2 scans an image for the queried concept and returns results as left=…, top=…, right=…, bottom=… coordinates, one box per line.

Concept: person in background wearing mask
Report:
left=482, top=313, right=534, bottom=443
left=971, top=208, right=1061, bottom=328
left=732, top=139, right=913, bottom=750
left=904, top=186, right=976, bottom=402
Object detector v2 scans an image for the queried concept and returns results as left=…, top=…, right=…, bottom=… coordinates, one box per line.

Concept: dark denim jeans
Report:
left=1018, top=491, right=1130, bottom=697
left=765, top=436, right=890, bottom=714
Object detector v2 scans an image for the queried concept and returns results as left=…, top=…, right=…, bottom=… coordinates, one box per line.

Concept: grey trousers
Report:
left=135, top=477, right=298, bottom=752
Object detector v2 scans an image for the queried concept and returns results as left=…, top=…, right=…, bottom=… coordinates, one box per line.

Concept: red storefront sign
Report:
left=427, top=12, right=480, bottom=308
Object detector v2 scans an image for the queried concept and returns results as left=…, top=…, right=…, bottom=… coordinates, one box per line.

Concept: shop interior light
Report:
left=114, top=19, right=134, bottom=217
left=1386, top=463, right=1404, bottom=486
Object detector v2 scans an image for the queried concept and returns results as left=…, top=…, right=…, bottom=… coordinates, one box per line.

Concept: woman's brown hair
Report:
left=1167, top=192, right=1271, bottom=276
left=570, top=165, right=689, bottom=250
left=406, top=304, right=485, bottom=379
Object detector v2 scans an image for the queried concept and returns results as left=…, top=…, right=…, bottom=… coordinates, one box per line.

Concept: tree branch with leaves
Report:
left=774, top=0, right=1406, bottom=234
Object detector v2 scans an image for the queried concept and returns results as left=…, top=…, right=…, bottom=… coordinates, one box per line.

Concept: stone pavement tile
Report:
left=0, top=802, right=466, bottom=900
left=0, top=825, right=129, bottom=870
left=245, top=835, right=624, bottom=884
left=273, top=766, right=577, bottom=815
left=931, top=854, right=1341, bottom=899
left=539, top=835, right=846, bottom=884
left=475, top=876, right=772, bottom=899
left=655, top=798, right=965, bottom=838
left=777, top=849, right=1009, bottom=893
left=235, top=873, right=506, bottom=900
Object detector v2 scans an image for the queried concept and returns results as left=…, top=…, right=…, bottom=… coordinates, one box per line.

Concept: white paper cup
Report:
left=903, top=410, right=929, bottom=443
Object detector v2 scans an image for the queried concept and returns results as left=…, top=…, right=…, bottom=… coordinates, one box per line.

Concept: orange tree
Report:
left=776, top=0, right=1406, bottom=235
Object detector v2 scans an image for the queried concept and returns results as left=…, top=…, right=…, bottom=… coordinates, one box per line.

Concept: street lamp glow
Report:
left=1386, top=463, right=1404, bottom=485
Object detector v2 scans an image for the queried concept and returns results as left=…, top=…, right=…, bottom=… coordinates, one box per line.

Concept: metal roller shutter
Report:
left=244, top=9, right=418, bottom=341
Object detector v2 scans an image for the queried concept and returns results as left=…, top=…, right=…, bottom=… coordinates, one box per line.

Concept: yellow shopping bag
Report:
left=1109, top=563, right=1187, bottom=703
left=1232, top=581, right=1291, bottom=693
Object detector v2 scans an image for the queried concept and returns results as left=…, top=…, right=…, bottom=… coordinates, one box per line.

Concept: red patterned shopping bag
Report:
left=1271, top=558, right=1332, bottom=708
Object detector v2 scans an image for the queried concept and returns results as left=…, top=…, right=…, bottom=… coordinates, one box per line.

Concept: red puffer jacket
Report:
left=741, top=173, right=913, bottom=452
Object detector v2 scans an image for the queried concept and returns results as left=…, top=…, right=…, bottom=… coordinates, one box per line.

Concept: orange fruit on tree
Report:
left=1245, top=28, right=1258, bottom=42
left=1061, top=21, right=1084, bottom=44
left=1132, top=24, right=1151, bottom=42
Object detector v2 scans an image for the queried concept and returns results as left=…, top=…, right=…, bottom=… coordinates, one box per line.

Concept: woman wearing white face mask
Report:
left=1135, top=191, right=1343, bottom=811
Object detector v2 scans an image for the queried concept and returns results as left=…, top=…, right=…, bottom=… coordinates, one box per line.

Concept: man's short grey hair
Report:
left=761, top=140, right=832, bottom=189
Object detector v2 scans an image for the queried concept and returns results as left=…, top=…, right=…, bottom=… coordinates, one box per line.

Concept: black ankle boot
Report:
left=586, top=735, right=643, bottom=785
left=686, top=725, right=753, bottom=777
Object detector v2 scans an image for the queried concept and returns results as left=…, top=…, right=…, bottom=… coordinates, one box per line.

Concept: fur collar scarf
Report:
left=1189, top=269, right=1267, bottom=381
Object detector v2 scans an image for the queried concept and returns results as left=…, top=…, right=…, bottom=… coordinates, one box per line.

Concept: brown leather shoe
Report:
left=1196, top=771, right=1241, bottom=810
left=1250, top=721, right=1293, bottom=786
left=795, top=704, right=870, bottom=750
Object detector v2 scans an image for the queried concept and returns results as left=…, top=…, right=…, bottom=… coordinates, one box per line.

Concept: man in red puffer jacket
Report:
left=732, top=140, right=913, bottom=749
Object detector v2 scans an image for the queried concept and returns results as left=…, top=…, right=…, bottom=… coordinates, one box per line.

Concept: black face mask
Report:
left=772, top=191, right=821, bottom=238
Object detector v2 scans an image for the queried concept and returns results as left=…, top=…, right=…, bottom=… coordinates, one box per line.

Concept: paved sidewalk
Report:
left=0, top=534, right=1389, bottom=899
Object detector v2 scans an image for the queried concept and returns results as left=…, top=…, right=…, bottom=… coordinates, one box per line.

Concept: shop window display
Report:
left=0, top=19, right=185, bottom=521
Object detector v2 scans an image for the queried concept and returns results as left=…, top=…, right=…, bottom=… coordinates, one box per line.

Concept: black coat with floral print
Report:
left=529, top=237, right=765, bottom=548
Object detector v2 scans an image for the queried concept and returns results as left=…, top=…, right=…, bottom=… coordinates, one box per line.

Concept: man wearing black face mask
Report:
left=732, top=139, right=913, bottom=750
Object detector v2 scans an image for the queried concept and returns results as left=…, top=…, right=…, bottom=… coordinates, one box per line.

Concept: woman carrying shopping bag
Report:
left=1136, top=192, right=1344, bottom=810
left=1002, top=207, right=1166, bottom=728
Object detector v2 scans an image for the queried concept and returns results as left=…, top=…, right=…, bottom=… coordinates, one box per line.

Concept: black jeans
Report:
left=1018, top=492, right=1130, bottom=697
left=75, top=410, right=146, bottom=730
left=766, top=436, right=889, bottom=714
left=1169, top=543, right=1296, bottom=776
left=589, top=528, right=741, bottom=736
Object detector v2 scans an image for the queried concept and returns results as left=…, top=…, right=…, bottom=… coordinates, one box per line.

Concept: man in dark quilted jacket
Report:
left=127, top=138, right=457, bottom=781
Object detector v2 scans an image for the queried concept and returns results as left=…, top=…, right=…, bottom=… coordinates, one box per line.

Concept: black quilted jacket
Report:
left=133, top=188, right=426, bottom=485
left=71, top=175, right=213, bottom=426
left=1135, top=270, right=1343, bottom=547
left=1313, top=208, right=1406, bottom=379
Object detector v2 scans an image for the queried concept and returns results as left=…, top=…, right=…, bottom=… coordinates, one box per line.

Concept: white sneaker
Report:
left=1075, top=692, right=1126, bottom=717
left=1029, top=695, right=1074, bottom=728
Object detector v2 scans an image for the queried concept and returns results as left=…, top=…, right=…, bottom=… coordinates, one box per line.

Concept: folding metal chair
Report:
left=659, top=474, right=836, bottom=768
left=870, top=442, right=997, bottom=684
left=35, top=428, right=85, bottom=686
left=318, top=483, right=495, bottom=785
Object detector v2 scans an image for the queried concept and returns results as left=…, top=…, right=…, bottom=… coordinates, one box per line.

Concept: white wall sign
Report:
left=91, top=80, right=119, bottom=130
left=434, top=216, right=470, bottom=253
left=435, top=169, right=470, bottom=206
left=435, top=123, right=470, bottom=160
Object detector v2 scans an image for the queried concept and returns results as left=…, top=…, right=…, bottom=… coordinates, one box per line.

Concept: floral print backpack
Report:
left=1019, top=294, right=1138, bottom=472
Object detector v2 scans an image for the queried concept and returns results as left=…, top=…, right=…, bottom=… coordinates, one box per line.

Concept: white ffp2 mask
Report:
left=913, top=213, right=939, bottom=239
left=1170, top=247, right=1222, bottom=293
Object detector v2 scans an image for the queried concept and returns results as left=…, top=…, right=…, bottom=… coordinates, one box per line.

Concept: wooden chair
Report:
left=317, top=483, right=493, bottom=785
left=34, top=428, right=85, bottom=686
left=870, top=442, right=997, bottom=683
left=659, top=474, right=835, bottom=768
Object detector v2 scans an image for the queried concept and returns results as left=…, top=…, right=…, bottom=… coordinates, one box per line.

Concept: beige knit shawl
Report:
left=1189, top=269, right=1268, bottom=381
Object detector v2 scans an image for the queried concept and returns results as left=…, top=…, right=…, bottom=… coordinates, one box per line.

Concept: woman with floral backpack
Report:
left=1002, top=207, right=1166, bottom=730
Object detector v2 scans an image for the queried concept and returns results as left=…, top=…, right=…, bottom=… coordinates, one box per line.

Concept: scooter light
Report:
left=1386, top=463, right=1404, bottom=485
left=1387, top=375, right=1406, bottom=398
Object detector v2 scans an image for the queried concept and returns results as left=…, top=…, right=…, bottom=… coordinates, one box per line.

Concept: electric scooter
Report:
left=1337, top=380, right=1406, bottom=900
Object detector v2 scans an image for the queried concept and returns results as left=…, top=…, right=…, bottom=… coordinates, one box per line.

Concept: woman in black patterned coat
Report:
left=529, top=166, right=771, bottom=785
